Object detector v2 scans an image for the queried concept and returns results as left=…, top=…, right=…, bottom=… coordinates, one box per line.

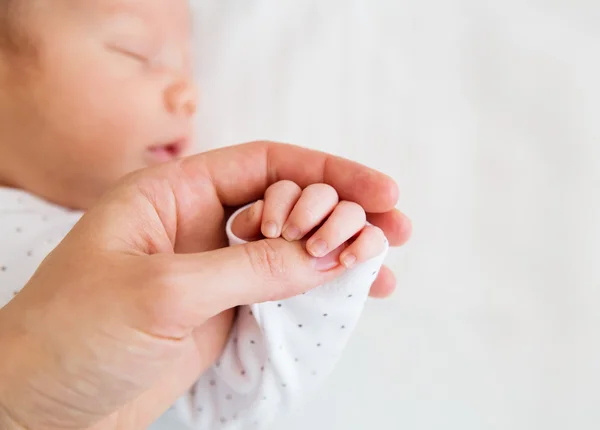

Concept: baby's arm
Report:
left=174, top=181, right=388, bottom=429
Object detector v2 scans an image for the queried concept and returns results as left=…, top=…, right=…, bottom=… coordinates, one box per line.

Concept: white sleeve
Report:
left=0, top=189, right=82, bottom=308
left=174, top=203, right=389, bottom=429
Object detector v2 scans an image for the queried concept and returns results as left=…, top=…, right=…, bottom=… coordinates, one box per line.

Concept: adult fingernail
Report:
left=282, top=225, right=300, bottom=241
left=308, top=239, right=328, bottom=257
left=341, top=253, right=357, bottom=268
left=262, top=221, right=278, bottom=238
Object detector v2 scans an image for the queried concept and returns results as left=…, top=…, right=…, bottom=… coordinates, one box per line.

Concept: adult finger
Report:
left=121, top=240, right=387, bottom=424
left=135, top=239, right=348, bottom=333
left=180, top=141, right=399, bottom=213
left=120, top=141, right=406, bottom=258
left=367, top=265, right=397, bottom=298
left=367, top=210, right=412, bottom=247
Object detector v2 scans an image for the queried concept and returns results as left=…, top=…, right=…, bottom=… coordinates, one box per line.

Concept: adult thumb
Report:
left=156, top=238, right=347, bottom=325
left=112, top=239, right=346, bottom=427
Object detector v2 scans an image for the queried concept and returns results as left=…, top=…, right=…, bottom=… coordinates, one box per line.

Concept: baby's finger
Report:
left=230, top=200, right=264, bottom=241
left=339, top=224, right=387, bottom=268
left=306, top=201, right=366, bottom=257
left=282, top=184, right=339, bottom=241
left=261, top=180, right=303, bottom=238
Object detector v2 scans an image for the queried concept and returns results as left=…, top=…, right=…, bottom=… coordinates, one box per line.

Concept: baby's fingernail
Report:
left=308, top=239, right=328, bottom=257
left=262, top=221, right=278, bottom=238
left=341, top=253, right=357, bottom=268
left=282, top=225, right=300, bottom=241
left=314, top=247, right=343, bottom=271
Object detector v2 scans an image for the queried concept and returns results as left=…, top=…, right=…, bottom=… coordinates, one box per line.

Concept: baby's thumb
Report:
left=166, top=238, right=346, bottom=320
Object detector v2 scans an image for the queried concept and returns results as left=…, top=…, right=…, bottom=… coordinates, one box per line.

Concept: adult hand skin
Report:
left=0, top=141, right=411, bottom=430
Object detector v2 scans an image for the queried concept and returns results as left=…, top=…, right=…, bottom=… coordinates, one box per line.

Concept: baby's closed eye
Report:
left=104, top=13, right=157, bottom=65
left=106, top=40, right=152, bottom=63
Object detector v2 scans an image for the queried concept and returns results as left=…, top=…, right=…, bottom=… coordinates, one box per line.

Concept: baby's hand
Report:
left=231, top=181, right=387, bottom=268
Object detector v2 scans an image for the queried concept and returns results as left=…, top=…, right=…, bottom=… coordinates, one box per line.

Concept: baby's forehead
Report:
left=95, top=0, right=191, bottom=34
left=10, top=0, right=185, bottom=25
left=1, top=0, right=191, bottom=58
left=96, top=0, right=157, bottom=17
left=102, top=0, right=188, bottom=16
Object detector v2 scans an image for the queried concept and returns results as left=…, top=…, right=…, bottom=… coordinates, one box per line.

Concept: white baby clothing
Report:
left=173, top=204, right=388, bottom=429
left=0, top=188, right=83, bottom=306
left=0, top=189, right=388, bottom=429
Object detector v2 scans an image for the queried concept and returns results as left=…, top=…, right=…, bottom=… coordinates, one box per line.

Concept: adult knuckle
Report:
left=244, top=240, right=287, bottom=281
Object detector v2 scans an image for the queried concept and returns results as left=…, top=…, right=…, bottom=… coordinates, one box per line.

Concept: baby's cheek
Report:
left=83, top=84, right=156, bottom=156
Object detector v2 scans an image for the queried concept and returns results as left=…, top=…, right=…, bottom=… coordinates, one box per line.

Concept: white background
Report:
left=153, top=1, right=600, bottom=429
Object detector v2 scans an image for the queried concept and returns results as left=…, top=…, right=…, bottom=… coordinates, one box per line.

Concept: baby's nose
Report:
left=165, top=78, right=197, bottom=117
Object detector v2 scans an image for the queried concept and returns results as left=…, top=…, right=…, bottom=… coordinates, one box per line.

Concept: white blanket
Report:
left=153, top=1, right=599, bottom=429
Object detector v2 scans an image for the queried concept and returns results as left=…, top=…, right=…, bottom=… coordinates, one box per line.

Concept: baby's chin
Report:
left=45, top=167, right=137, bottom=210
left=32, top=144, right=191, bottom=210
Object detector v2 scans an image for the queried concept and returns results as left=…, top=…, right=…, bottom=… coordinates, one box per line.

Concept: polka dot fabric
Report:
left=0, top=190, right=388, bottom=429
left=0, top=188, right=82, bottom=308
left=173, top=203, right=388, bottom=429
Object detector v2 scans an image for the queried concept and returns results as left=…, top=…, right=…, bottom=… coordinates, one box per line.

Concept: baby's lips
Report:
left=312, top=243, right=347, bottom=271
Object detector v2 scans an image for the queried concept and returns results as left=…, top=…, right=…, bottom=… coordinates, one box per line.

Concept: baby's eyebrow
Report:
left=99, top=0, right=156, bottom=30
left=106, top=9, right=150, bottom=29
left=102, top=0, right=150, bottom=16
left=101, top=1, right=191, bottom=70
left=102, top=9, right=159, bottom=47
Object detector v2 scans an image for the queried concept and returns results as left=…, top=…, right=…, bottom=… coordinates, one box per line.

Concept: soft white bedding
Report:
left=152, top=1, right=599, bottom=429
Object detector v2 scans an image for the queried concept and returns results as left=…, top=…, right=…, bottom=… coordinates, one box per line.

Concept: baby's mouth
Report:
left=147, top=140, right=187, bottom=164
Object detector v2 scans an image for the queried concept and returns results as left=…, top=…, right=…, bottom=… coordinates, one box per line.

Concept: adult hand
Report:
left=0, top=141, right=411, bottom=430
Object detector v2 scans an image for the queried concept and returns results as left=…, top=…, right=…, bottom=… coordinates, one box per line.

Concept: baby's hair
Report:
left=0, top=1, right=15, bottom=48
left=0, top=0, right=32, bottom=53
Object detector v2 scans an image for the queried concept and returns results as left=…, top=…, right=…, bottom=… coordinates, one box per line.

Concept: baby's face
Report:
left=0, top=0, right=196, bottom=209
